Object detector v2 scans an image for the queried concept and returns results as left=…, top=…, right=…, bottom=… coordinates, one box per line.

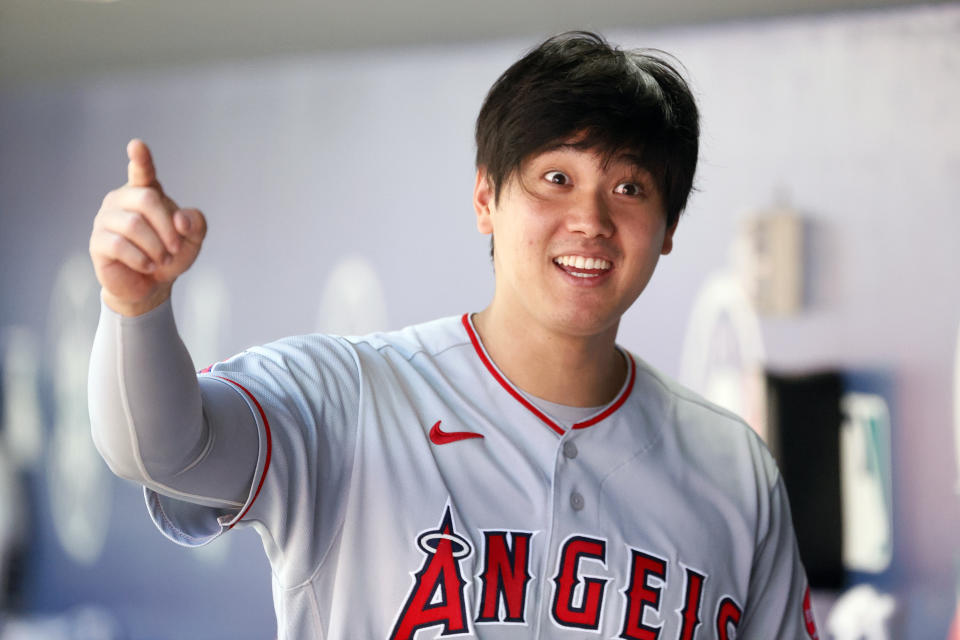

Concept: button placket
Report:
left=569, top=491, right=585, bottom=511
left=560, top=438, right=585, bottom=512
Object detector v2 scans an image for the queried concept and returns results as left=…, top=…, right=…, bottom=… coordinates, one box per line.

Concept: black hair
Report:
left=475, top=31, right=699, bottom=230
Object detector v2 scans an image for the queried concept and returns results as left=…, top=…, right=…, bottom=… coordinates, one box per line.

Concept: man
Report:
left=88, top=32, right=818, bottom=639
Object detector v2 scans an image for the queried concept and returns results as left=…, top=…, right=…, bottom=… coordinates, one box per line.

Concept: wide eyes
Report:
left=544, top=170, right=569, bottom=185
left=614, top=182, right=643, bottom=197
left=542, top=170, right=644, bottom=197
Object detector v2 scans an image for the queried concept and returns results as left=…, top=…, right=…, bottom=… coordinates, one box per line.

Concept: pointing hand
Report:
left=89, top=139, right=207, bottom=316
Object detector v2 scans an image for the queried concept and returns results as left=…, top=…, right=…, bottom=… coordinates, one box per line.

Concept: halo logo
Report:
left=679, top=271, right=767, bottom=439
left=391, top=506, right=472, bottom=640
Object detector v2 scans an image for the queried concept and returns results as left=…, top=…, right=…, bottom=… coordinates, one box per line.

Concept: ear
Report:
left=660, top=220, right=678, bottom=255
left=474, top=168, right=494, bottom=235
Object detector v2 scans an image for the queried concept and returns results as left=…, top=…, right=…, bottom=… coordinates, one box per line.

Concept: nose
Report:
left=565, top=190, right=615, bottom=238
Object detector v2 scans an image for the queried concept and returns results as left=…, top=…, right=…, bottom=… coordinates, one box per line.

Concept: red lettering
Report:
left=620, top=549, right=667, bottom=640
left=677, top=568, right=705, bottom=640
left=390, top=508, right=472, bottom=640
left=476, top=531, right=533, bottom=623
left=551, top=535, right=608, bottom=630
left=715, top=596, right=742, bottom=640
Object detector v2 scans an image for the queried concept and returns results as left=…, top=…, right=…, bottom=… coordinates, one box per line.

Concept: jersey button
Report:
left=563, top=441, right=578, bottom=459
left=570, top=491, right=585, bottom=511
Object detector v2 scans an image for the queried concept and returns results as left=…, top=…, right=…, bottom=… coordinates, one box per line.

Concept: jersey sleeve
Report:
left=738, top=470, right=820, bottom=639
left=146, top=331, right=363, bottom=586
left=89, top=296, right=362, bottom=582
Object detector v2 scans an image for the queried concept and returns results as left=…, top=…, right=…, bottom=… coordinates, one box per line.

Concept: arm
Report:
left=89, top=296, right=259, bottom=508
left=737, top=474, right=820, bottom=639
left=87, top=139, right=258, bottom=509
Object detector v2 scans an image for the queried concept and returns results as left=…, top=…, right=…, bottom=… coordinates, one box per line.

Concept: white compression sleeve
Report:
left=88, top=296, right=259, bottom=509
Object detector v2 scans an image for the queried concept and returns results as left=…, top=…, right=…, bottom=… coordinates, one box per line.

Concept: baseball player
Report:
left=88, top=32, right=819, bottom=639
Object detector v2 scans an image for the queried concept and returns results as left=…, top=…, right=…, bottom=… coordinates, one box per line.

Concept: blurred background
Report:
left=1, top=0, right=958, bottom=638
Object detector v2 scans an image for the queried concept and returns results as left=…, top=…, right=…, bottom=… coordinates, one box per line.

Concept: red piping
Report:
left=213, top=376, right=272, bottom=528
left=461, top=315, right=564, bottom=436
left=461, top=314, right=634, bottom=435
left=572, top=352, right=635, bottom=429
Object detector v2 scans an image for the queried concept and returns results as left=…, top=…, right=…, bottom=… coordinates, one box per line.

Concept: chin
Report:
left=548, top=307, right=622, bottom=339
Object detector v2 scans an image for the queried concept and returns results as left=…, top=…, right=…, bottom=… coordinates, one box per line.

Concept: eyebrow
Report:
left=605, top=154, right=653, bottom=180
left=532, top=143, right=654, bottom=181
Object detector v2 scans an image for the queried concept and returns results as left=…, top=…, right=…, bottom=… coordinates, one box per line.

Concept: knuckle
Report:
left=136, top=188, right=160, bottom=209
left=123, top=211, right=145, bottom=235
left=108, top=233, right=126, bottom=255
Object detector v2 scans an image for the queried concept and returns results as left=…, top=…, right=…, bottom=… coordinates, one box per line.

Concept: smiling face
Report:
left=475, top=144, right=676, bottom=341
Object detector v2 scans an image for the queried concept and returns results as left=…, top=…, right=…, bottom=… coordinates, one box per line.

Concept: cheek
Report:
left=624, top=221, right=667, bottom=266
left=497, top=208, right=551, bottom=248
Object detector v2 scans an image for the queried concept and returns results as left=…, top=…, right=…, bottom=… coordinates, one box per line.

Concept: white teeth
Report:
left=553, top=256, right=611, bottom=270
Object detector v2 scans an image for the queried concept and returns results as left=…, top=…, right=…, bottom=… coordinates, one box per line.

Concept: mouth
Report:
left=553, top=255, right=613, bottom=279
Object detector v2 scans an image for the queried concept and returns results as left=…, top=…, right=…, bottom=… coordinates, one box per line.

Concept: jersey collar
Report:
left=460, top=313, right=636, bottom=437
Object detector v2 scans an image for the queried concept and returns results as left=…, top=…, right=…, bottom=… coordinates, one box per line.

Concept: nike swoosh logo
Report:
left=429, top=420, right=484, bottom=445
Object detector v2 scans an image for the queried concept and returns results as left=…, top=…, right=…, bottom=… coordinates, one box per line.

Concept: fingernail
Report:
left=145, top=262, right=156, bottom=272
left=162, top=254, right=173, bottom=266
left=176, top=211, right=192, bottom=232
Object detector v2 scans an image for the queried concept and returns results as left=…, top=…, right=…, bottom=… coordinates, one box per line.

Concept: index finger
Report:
left=126, top=138, right=161, bottom=190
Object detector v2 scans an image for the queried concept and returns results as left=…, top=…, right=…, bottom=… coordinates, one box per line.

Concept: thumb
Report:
left=173, top=208, right=207, bottom=244
left=126, top=138, right=162, bottom=190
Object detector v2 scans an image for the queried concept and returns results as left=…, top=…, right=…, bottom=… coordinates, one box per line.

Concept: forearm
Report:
left=89, top=294, right=260, bottom=509
left=88, top=294, right=208, bottom=484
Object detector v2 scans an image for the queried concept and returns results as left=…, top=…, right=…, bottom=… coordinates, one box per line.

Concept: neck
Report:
left=472, top=305, right=626, bottom=407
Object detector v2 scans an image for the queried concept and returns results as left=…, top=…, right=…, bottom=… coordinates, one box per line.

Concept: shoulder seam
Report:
left=349, top=332, right=471, bottom=363
left=631, top=354, right=751, bottom=429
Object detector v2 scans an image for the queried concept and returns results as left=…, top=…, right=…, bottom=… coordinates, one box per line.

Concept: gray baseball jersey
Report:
left=91, top=303, right=819, bottom=639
